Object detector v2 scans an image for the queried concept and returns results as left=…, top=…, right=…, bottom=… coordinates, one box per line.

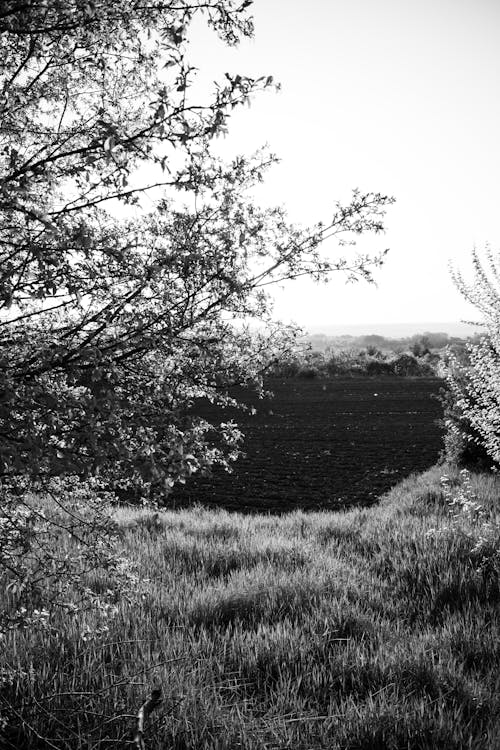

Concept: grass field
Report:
left=172, top=377, right=444, bottom=512
left=2, top=465, right=500, bottom=749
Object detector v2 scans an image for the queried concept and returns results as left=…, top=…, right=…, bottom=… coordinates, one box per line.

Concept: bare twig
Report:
left=134, top=688, right=162, bottom=750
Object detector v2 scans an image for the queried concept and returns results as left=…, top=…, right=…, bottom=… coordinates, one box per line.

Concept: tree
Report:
left=0, top=0, right=394, bottom=502
left=409, top=336, right=430, bottom=358
left=441, top=247, right=500, bottom=468
left=392, top=353, right=421, bottom=376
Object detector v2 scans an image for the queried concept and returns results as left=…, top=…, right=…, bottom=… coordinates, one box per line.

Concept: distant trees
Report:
left=441, top=248, right=500, bottom=468
left=409, top=337, right=430, bottom=358
left=301, top=331, right=460, bottom=355
left=359, top=334, right=387, bottom=348
left=269, top=348, right=435, bottom=379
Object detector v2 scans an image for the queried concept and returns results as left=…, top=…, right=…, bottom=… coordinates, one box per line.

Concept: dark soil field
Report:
left=171, top=376, right=444, bottom=513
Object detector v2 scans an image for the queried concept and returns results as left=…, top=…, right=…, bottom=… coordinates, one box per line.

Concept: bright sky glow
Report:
left=186, top=0, right=500, bottom=333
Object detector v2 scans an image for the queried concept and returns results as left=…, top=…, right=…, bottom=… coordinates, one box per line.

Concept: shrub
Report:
left=438, top=377, right=494, bottom=470
left=365, top=358, right=395, bottom=376
left=429, top=469, right=500, bottom=574
left=441, top=247, right=500, bottom=469
left=0, top=476, right=137, bottom=635
left=392, top=353, right=422, bottom=376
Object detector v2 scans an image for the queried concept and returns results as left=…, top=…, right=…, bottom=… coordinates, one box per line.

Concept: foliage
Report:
left=441, top=247, right=500, bottom=469
left=0, top=0, right=394, bottom=501
left=2, top=466, right=500, bottom=748
left=0, top=476, right=137, bottom=635
left=437, top=356, right=493, bottom=470
left=429, top=469, right=500, bottom=573
left=269, top=347, right=436, bottom=378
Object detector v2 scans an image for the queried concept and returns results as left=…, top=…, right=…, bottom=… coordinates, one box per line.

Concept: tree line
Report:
left=269, top=347, right=437, bottom=378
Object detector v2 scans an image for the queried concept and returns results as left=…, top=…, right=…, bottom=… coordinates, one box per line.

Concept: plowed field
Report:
left=170, top=377, right=444, bottom=513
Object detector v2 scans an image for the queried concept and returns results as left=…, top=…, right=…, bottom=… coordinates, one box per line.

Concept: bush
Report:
left=393, top=353, right=422, bottom=376
left=428, top=469, right=500, bottom=574
left=438, top=382, right=494, bottom=470
left=441, top=248, right=500, bottom=469
left=366, top=358, right=396, bottom=376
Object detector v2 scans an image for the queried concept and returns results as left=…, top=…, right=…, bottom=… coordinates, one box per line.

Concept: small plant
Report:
left=430, top=469, right=500, bottom=570
left=441, top=469, right=486, bottom=524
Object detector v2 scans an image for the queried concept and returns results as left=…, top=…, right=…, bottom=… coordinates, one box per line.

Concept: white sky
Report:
left=186, top=0, right=500, bottom=332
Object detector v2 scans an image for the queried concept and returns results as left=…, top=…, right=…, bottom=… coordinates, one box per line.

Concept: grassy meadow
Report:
left=2, top=465, right=500, bottom=749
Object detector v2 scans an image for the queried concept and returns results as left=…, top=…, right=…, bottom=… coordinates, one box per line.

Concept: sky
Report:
left=185, top=0, right=500, bottom=334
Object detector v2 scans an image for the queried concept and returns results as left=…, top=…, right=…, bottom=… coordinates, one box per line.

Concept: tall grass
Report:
left=2, top=465, right=500, bottom=749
